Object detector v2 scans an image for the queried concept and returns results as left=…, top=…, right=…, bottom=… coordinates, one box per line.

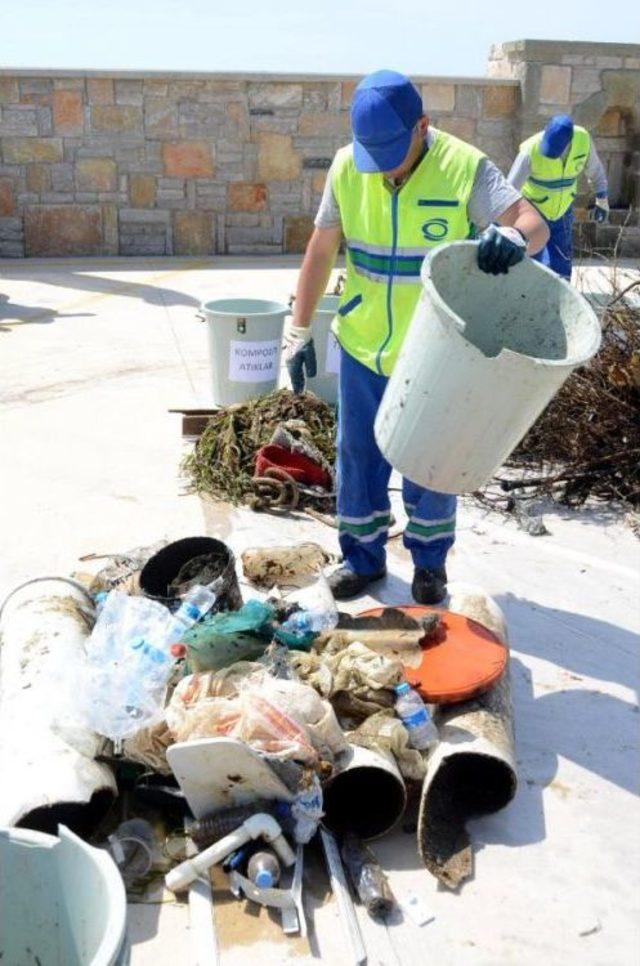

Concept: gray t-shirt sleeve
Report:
left=506, top=151, right=530, bottom=191
left=467, top=158, right=521, bottom=230
left=585, top=143, right=608, bottom=197
left=314, top=159, right=342, bottom=229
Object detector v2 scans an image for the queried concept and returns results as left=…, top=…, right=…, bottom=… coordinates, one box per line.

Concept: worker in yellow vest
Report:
left=286, top=70, right=548, bottom=604
left=507, top=114, right=609, bottom=279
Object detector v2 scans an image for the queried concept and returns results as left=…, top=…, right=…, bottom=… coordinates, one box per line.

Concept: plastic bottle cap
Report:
left=254, top=870, right=275, bottom=889
left=395, top=682, right=410, bottom=695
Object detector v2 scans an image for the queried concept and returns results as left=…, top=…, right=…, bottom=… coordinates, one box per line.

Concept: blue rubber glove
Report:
left=284, top=326, right=317, bottom=393
left=589, top=197, right=609, bottom=224
left=477, top=225, right=527, bottom=275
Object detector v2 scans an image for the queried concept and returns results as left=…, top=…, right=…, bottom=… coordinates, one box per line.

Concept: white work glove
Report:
left=283, top=325, right=317, bottom=393
left=589, top=196, right=609, bottom=224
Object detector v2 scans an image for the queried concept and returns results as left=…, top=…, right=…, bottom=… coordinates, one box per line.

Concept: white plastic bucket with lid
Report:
left=374, top=241, right=602, bottom=494
left=199, top=298, right=289, bottom=407
left=305, top=295, right=341, bottom=405
left=0, top=825, right=127, bottom=965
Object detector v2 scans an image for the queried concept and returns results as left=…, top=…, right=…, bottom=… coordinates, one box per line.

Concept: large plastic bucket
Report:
left=0, top=825, right=127, bottom=965
left=199, top=298, right=288, bottom=407
left=374, top=242, right=601, bottom=494
left=139, top=536, right=243, bottom=612
left=305, top=295, right=341, bottom=405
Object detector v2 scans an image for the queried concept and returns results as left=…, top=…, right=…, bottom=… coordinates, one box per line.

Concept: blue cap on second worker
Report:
left=350, top=70, right=423, bottom=174
left=540, top=114, right=574, bottom=158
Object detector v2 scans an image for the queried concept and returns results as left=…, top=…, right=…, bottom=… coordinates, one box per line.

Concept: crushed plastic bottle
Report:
left=341, top=833, right=396, bottom=919
left=394, top=682, right=438, bottom=752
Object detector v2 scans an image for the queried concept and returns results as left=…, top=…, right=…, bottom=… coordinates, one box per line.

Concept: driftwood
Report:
left=418, top=587, right=516, bottom=890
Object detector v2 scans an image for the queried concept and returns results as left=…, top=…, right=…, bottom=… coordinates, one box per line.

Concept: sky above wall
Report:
left=1, top=0, right=634, bottom=77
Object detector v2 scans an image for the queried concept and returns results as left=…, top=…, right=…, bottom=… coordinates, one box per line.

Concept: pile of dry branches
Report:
left=484, top=266, right=640, bottom=512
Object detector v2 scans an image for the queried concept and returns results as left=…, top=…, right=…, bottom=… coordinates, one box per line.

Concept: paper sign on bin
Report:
left=229, top=340, right=280, bottom=383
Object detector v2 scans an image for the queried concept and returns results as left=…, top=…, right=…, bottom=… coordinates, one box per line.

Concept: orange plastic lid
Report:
left=357, top=605, right=508, bottom=705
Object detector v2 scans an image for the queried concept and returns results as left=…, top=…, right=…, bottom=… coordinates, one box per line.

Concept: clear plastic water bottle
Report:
left=247, top=850, right=281, bottom=889
left=167, top=584, right=217, bottom=641
left=394, top=682, right=438, bottom=751
left=280, top=607, right=337, bottom=636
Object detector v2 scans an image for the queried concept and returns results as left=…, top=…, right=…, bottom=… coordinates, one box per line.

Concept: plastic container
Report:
left=139, top=536, right=243, bottom=612
left=106, top=818, right=156, bottom=886
left=394, top=682, right=438, bottom=751
left=198, top=298, right=289, bottom=406
left=305, top=295, right=341, bottom=404
left=374, top=241, right=602, bottom=494
left=247, top=850, right=281, bottom=888
left=0, top=825, right=127, bottom=966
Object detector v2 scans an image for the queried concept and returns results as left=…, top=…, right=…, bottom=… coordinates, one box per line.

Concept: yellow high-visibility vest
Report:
left=520, top=126, right=591, bottom=222
left=332, top=128, right=484, bottom=375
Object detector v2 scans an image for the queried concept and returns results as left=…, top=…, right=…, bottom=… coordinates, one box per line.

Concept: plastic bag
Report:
left=183, top=600, right=274, bottom=672
left=166, top=667, right=348, bottom=765
left=71, top=591, right=179, bottom=740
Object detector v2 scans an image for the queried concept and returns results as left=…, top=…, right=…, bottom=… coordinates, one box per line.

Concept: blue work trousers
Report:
left=534, top=207, right=574, bottom=280
left=336, top=348, right=457, bottom=576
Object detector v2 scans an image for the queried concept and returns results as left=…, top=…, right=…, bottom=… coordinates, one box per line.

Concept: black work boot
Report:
left=412, top=566, right=447, bottom=605
left=327, top=566, right=386, bottom=601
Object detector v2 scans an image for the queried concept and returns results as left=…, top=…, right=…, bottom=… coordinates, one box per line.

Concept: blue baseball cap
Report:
left=350, top=70, right=423, bottom=173
left=540, top=114, right=574, bottom=158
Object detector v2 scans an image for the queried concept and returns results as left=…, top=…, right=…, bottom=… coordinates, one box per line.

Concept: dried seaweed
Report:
left=182, top=389, right=336, bottom=506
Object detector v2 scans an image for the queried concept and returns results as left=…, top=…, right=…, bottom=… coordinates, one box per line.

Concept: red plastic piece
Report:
left=254, top=443, right=332, bottom=490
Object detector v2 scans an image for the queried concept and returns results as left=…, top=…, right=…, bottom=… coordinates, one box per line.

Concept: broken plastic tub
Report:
left=139, top=535, right=243, bottom=611
left=197, top=297, right=289, bottom=406
left=417, top=586, right=517, bottom=890
left=374, top=242, right=602, bottom=494
left=0, top=825, right=127, bottom=966
left=322, top=744, right=407, bottom=841
left=0, top=578, right=116, bottom=834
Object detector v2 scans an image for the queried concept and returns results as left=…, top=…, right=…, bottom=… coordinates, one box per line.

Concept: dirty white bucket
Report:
left=375, top=242, right=601, bottom=494
left=199, top=298, right=289, bottom=407
left=305, top=295, right=341, bottom=405
left=0, top=825, right=127, bottom=966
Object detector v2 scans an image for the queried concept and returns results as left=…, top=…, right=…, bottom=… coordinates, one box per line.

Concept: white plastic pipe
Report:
left=165, top=813, right=295, bottom=894
left=0, top=578, right=116, bottom=828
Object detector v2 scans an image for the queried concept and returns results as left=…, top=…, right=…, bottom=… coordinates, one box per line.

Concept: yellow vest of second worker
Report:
left=332, top=128, right=484, bottom=376
left=520, top=126, right=591, bottom=222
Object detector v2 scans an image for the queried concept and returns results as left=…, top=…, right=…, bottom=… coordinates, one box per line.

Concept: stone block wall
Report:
left=0, top=71, right=518, bottom=257
left=0, top=39, right=638, bottom=258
